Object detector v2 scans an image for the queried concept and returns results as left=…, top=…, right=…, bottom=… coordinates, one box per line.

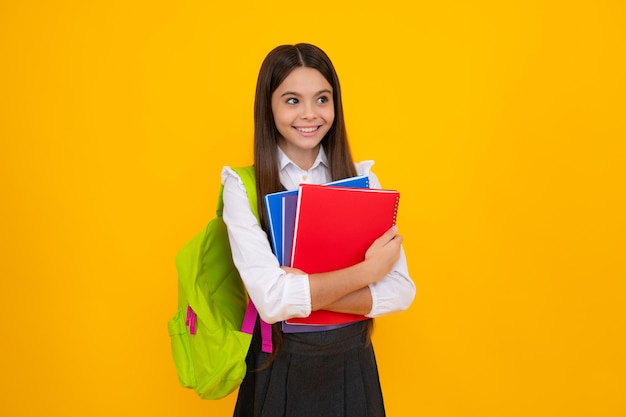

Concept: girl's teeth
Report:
left=297, top=127, right=317, bottom=133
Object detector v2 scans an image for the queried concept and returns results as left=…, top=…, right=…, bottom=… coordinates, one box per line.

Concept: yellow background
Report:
left=1, top=1, right=625, bottom=416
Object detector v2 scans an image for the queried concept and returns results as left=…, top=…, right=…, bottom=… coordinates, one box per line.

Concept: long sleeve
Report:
left=221, top=167, right=312, bottom=324
left=363, top=167, right=416, bottom=317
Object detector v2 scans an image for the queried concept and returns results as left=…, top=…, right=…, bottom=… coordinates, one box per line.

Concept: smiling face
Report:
left=271, top=67, right=335, bottom=169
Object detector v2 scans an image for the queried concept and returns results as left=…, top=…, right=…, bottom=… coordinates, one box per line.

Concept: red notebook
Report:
left=286, top=184, right=400, bottom=326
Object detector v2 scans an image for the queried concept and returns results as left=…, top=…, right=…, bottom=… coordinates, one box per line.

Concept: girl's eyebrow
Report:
left=280, top=89, right=332, bottom=97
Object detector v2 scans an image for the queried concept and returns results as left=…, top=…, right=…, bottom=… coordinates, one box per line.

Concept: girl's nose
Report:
left=300, top=103, right=316, bottom=119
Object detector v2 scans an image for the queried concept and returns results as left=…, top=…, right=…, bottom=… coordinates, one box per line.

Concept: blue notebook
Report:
left=264, top=175, right=370, bottom=266
left=265, top=189, right=297, bottom=266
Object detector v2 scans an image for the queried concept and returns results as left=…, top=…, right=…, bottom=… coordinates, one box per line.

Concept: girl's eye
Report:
left=317, top=96, right=329, bottom=104
left=286, top=98, right=299, bottom=104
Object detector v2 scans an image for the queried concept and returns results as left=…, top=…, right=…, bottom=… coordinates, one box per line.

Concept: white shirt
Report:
left=221, top=147, right=415, bottom=324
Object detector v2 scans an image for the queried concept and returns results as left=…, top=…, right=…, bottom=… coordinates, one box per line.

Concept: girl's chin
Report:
left=278, top=140, right=322, bottom=154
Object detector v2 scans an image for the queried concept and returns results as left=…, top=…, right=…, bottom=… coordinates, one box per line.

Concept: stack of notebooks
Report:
left=264, top=176, right=400, bottom=328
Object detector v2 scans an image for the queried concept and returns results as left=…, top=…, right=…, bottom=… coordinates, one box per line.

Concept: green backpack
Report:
left=168, top=166, right=263, bottom=400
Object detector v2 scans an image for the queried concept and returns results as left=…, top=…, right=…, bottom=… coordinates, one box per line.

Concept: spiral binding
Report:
left=392, top=194, right=400, bottom=225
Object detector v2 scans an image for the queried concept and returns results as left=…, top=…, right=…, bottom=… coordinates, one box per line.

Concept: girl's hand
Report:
left=281, top=266, right=306, bottom=275
left=364, top=226, right=403, bottom=282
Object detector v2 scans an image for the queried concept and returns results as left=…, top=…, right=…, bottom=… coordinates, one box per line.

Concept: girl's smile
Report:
left=294, top=125, right=322, bottom=136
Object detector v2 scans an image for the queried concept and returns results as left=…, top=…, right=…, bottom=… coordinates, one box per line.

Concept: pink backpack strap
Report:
left=241, top=300, right=273, bottom=353
left=241, top=301, right=257, bottom=334
left=260, top=320, right=272, bottom=353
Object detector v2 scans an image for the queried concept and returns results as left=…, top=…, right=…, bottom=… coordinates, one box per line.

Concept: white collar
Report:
left=277, top=146, right=329, bottom=171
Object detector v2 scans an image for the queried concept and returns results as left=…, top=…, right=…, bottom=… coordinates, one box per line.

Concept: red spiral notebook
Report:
left=286, top=184, right=400, bottom=326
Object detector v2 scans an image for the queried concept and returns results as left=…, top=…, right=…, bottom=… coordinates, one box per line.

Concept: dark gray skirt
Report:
left=233, top=319, right=385, bottom=417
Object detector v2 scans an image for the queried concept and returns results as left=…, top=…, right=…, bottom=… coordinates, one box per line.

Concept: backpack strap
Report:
left=242, top=301, right=273, bottom=353
left=217, top=166, right=258, bottom=220
left=230, top=166, right=273, bottom=353
left=230, top=166, right=259, bottom=221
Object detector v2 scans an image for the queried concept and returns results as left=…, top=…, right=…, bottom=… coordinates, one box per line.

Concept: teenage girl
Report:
left=221, top=43, right=416, bottom=417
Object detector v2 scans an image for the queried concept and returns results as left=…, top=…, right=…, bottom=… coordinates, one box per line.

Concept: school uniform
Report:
left=234, top=320, right=384, bottom=417
left=222, top=146, right=415, bottom=417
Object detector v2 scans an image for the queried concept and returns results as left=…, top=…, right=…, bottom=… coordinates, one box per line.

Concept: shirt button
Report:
left=302, top=175, right=308, bottom=181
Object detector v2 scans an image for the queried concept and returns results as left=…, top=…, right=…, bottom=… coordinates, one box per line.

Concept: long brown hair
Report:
left=253, top=43, right=357, bottom=233
left=251, top=44, right=369, bottom=363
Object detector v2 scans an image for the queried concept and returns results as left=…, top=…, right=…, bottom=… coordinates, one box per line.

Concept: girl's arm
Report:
left=282, top=226, right=404, bottom=314
left=282, top=229, right=415, bottom=317
left=318, top=287, right=373, bottom=315
left=309, top=226, right=402, bottom=311
left=223, top=168, right=312, bottom=324
left=223, top=165, right=415, bottom=323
